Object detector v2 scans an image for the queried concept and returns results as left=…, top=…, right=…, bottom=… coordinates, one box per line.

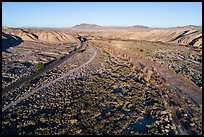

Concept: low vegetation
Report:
left=35, top=62, right=44, bottom=71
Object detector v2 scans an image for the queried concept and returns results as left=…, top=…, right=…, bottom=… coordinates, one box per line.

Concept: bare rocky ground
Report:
left=2, top=41, right=77, bottom=89
left=2, top=44, right=101, bottom=108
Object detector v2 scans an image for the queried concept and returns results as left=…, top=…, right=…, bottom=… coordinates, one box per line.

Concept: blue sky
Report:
left=2, top=2, right=202, bottom=28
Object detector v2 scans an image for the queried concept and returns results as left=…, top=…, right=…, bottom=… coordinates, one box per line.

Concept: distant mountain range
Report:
left=71, top=23, right=201, bottom=29
left=3, top=24, right=201, bottom=30
left=72, top=23, right=149, bottom=29
left=175, top=25, right=202, bottom=29
left=132, top=25, right=149, bottom=28
left=72, top=23, right=102, bottom=29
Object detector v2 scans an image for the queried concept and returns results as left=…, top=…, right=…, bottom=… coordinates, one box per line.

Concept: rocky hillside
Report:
left=2, top=28, right=78, bottom=44
left=92, top=27, right=202, bottom=48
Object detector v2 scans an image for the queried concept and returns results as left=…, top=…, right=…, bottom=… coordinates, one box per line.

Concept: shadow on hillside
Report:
left=171, top=30, right=189, bottom=41
left=2, top=32, right=24, bottom=51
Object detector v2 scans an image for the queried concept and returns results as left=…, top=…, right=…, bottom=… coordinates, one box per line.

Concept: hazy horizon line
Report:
left=3, top=23, right=202, bottom=29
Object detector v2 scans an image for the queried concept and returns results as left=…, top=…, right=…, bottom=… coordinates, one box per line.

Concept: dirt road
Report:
left=2, top=51, right=97, bottom=112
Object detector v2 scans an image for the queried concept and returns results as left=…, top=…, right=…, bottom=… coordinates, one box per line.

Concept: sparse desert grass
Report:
left=89, top=39, right=202, bottom=88
left=2, top=48, right=202, bottom=135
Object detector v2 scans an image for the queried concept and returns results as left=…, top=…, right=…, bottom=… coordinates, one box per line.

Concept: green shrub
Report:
left=35, top=62, right=44, bottom=71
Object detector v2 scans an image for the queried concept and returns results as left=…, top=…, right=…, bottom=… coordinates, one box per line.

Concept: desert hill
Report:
left=2, top=25, right=202, bottom=48
left=2, top=28, right=78, bottom=44
left=86, top=26, right=202, bottom=48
